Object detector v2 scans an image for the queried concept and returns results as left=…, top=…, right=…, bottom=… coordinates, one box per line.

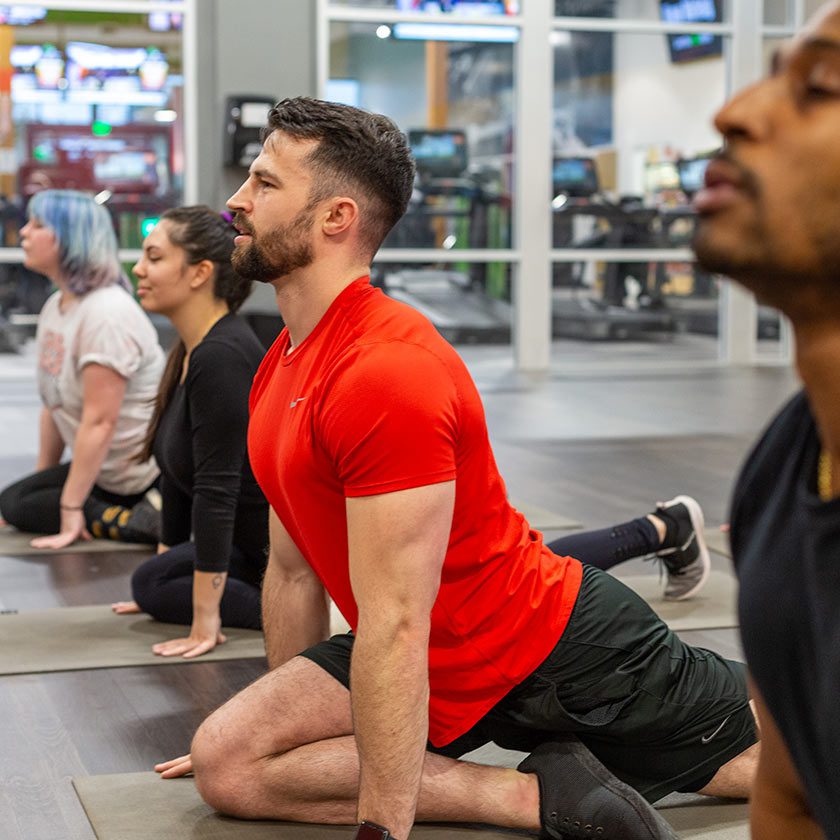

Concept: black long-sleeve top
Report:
left=153, top=313, right=268, bottom=576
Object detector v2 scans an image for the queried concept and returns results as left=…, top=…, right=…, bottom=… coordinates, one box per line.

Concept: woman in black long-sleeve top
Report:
left=112, top=206, right=267, bottom=658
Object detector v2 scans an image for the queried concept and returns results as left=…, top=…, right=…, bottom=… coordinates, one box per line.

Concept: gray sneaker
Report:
left=652, top=495, right=710, bottom=601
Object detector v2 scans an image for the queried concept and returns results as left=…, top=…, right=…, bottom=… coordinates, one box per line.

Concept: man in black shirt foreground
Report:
left=693, top=3, right=840, bottom=838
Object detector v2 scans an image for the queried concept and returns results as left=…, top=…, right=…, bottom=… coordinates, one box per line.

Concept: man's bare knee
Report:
left=191, top=713, right=257, bottom=816
left=189, top=656, right=353, bottom=818
left=699, top=741, right=761, bottom=799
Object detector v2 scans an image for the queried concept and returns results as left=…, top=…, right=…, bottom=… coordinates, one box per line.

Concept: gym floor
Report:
left=0, top=339, right=799, bottom=839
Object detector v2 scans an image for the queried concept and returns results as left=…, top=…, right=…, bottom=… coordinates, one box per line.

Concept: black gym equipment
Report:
left=551, top=156, right=675, bottom=340
left=664, top=154, right=781, bottom=340
left=378, top=128, right=512, bottom=344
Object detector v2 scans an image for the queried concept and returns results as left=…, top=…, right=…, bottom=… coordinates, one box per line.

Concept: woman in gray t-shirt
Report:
left=0, top=190, right=164, bottom=549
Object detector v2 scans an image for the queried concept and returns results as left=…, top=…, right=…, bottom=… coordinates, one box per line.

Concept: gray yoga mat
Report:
left=0, top=606, right=265, bottom=674
left=0, top=509, right=577, bottom=555
left=617, top=569, right=739, bottom=631
left=704, top=527, right=732, bottom=559
left=656, top=793, right=748, bottom=839
left=0, top=526, right=151, bottom=556
left=510, top=500, right=581, bottom=531
left=72, top=772, right=748, bottom=839
left=72, top=773, right=520, bottom=839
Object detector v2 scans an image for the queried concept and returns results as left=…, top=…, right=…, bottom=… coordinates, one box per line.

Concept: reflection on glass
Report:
left=5, top=10, right=184, bottom=251
left=550, top=256, right=781, bottom=349
left=550, top=258, right=717, bottom=346
left=552, top=29, right=723, bottom=256
left=372, top=261, right=513, bottom=345
left=330, top=21, right=514, bottom=250
left=555, top=0, right=727, bottom=22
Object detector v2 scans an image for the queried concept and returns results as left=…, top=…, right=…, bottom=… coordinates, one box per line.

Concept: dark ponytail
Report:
left=161, top=205, right=252, bottom=313
left=136, top=205, right=252, bottom=463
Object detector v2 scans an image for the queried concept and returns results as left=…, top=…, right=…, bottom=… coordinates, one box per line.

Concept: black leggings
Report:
left=0, top=463, right=149, bottom=535
left=131, top=541, right=263, bottom=630
left=547, top=516, right=659, bottom=571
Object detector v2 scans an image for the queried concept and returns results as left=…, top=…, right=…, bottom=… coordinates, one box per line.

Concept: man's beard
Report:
left=232, top=209, right=315, bottom=283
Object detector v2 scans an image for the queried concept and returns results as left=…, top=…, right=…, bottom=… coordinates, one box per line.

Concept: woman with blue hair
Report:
left=0, top=190, right=164, bottom=548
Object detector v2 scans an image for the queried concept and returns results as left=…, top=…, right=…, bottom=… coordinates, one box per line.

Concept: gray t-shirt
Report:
left=36, top=285, right=163, bottom=494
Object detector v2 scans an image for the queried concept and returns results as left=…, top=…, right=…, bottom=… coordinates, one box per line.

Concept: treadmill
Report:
left=379, top=129, right=512, bottom=344
left=551, top=156, right=675, bottom=340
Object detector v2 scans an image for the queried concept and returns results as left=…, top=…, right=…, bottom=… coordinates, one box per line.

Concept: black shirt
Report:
left=153, top=313, right=268, bottom=576
left=731, top=390, right=840, bottom=839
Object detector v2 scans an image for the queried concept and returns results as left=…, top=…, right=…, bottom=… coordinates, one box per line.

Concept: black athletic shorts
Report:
left=299, top=563, right=757, bottom=802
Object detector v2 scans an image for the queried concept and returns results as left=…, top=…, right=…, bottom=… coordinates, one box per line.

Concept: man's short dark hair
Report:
left=262, top=97, right=415, bottom=257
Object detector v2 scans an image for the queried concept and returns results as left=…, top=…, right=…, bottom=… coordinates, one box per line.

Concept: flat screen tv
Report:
left=678, top=156, right=711, bottom=194
left=660, top=0, right=722, bottom=64
left=552, top=157, right=599, bottom=197
left=408, top=129, right=468, bottom=179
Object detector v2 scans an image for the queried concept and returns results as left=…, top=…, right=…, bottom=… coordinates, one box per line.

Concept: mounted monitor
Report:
left=660, top=0, right=722, bottom=64
left=408, top=129, right=468, bottom=179
left=678, top=156, right=711, bottom=195
left=223, top=95, right=275, bottom=167
left=552, top=156, right=599, bottom=197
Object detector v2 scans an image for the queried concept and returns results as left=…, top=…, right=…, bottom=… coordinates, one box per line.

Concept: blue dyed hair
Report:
left=27, top=190, right=130, bottom=295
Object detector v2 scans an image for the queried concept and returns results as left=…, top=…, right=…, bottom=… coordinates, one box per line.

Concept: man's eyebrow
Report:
left=771, top=37, right=840, bottom=76
left=793, top=37, right=840, bottom=64
left=249, top=166, right=281, bottom=183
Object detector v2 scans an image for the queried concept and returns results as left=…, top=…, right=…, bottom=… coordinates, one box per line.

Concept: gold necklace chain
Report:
left=819, top=448, right=834, bottom=502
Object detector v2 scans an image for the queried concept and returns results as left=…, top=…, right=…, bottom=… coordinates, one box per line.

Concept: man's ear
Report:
left=189, top=259, right=215, bottom=290
left=322, top=197, right=359, bottom=237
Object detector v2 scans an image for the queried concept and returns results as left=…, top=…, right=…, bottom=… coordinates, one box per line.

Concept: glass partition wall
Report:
left=323, top=5, right=519, bottom=359
left=0, top=0, right=194, bottom=340
left=319, top=0, right=801, bottom=371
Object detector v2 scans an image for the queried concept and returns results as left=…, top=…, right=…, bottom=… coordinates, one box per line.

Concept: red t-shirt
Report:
left=248, top=277, right=583, bottom=746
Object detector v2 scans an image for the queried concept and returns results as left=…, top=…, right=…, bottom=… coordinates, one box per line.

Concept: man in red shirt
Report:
left=156, top=98, right=758, bottom=840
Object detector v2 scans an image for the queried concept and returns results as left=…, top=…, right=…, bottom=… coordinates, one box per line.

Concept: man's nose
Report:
left=714, top=77, right=780, bottom=143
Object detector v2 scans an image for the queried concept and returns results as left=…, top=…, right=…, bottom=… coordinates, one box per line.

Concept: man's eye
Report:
left=804, top=63, right=840, bottom=97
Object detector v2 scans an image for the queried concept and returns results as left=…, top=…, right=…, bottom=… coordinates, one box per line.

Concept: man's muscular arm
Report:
left=348, top=480, right=454, bottom=840
left=263, top=507, right=330, bottom=669
left=750, top=681, right=824, bottom=840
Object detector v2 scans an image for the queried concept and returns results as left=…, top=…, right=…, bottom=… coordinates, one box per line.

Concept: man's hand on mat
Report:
left=155, top=754, right=193, bottom=778
left=111, top=600, right=142, bottom=614
left=152, top=614, right=227, bottom=659
left=30, top=509, right=91, bottom=550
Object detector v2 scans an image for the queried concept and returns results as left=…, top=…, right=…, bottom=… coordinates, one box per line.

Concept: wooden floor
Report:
left=0, top=352, right=800, bottom=839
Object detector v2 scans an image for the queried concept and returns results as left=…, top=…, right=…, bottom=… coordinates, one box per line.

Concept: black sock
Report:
left=85, top=498, right=159, bottom=543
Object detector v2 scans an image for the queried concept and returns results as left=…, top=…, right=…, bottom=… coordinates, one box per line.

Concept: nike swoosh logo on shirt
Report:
left=701, top=714, right=732, bottom=744
left=289, top=397, right=307, bottom=408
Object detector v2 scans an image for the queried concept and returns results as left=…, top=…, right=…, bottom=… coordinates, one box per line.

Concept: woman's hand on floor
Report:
left=30, top=508, right=91, bottom=550
left=111, top=600, right=142, bottom=614
left=151, top=613, right=227, bottom=659
left=155, top=754, right=193, bottom=779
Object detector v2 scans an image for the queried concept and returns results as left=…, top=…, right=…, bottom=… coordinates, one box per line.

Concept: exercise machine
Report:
left=379, top=128, right=512, bottom=344
left=551, top=156, right=675, bottom=340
